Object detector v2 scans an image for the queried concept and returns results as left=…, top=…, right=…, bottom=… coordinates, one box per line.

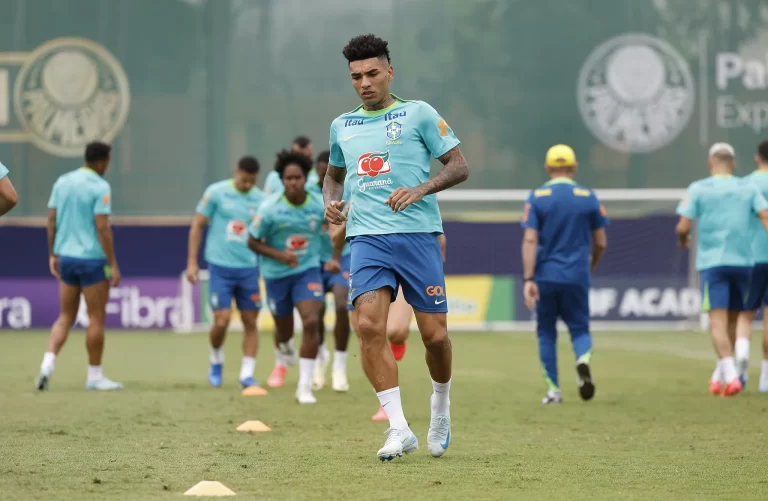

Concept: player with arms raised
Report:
left=186, top=156, right=265, bottom=389
left=0, top=161, right=18, bottom=217
left=249, top=150, right=326, bottom=404
left=36, top=142, right=122, bottom=391
left=323, top=34, right=468, bottom=461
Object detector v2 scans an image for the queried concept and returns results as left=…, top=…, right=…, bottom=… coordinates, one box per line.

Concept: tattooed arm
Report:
left=323, top=164, right=347, bottom=224
left=387, top=145, right=469, bottom=212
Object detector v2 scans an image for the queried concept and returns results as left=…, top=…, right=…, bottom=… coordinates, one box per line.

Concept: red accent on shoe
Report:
left=709, top=380, right=723, bottom=396
left=390, top=342, right=407, bottom=362
left=267, top=365, right=287, bottom=388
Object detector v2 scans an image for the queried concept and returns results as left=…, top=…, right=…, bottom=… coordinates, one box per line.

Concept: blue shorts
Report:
left=59, top=257, right=110, bottom=288
left=349, top=233, right=446, bottom=313
left=701, top=266, right=752, bottom=312
left=745, top=263, right=768, bottom=311
left=208, top=263, right=261, bottom=312
left=264, top=267, right=324, bottom=318
left=322, top=254, right=351, bottom=293
left=535, top=281, right=589, bottom=334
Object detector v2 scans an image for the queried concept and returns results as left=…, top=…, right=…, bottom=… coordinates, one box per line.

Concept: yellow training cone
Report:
left=183, top=481, right=236, bottom=496
left=236, top=420, right=271, bottom=432
left=241, top=386, right=268, bottom=397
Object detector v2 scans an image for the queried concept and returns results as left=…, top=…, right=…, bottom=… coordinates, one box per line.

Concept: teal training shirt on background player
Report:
left=48, top=167, right=113, bottom=286
left=743, top=170, right=768, bottom=312
left=0, top=161, right=7, bottom=179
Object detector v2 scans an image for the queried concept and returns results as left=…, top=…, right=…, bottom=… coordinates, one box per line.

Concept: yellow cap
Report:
left=545, top=144, right=576, bottom=168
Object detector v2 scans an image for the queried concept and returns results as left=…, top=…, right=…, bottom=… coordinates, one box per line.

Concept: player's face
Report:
left=314, top=161, right=328, bottom=187
left=281, top=164, right=306, bottom=198
left=233, top=169, right=257, bottom=192
left=292, top=143, right=313, bottom=159
left=349, top=57, right=393, bottom=107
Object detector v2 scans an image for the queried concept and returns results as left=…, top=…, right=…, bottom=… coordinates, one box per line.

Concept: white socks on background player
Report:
left=712, top=357, right=738, bottom=383
left=40, top=352, right=107, bottom=384
left=376, top=380, right=452, bottom=431
left=210, top=347, right=257, bottom=381
left=333, top=350, right=348, bottom=371
left=298, top=358, right=315, bottom=389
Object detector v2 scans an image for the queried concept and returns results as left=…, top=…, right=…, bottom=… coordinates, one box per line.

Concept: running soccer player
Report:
left=676, top=143, right=768, bottom=397
left=312, top=151, right=352, bottom=392
left=521, top=145, right=607, bottom=405
left=264, top=136, right=319, bottom=195
left=0, top=161, right=18, bottom=217
left=36, top=142, right=122, bottom=391
left=323, top=34, right=468, bottom=461
left=186, top=156, right=265, bottom=389
left=735, top=139, right=768, bottom=391
left=248, top=150, right=325, bottom=404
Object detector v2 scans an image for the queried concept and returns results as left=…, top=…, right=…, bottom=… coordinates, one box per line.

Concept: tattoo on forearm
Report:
left=354, top=290, right=377, bottom=308
left=323, top=165, right=346, bottom=206
left=418, top=146, right=468, bottom=196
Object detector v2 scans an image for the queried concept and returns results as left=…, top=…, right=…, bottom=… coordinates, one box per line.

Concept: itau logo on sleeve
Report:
left=577, top=33, right=694, bottom=153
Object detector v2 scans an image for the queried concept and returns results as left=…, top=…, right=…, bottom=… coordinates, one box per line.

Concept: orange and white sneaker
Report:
left=723, top=378, right=742, bottom=397
left=267, top=365, right=287, bottom=388
left=371, top=406, right=388, bottom=421
left=709, top=380, right=723, bottom=396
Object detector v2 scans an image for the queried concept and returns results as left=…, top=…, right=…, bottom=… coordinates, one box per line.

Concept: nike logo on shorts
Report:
left=435, top=300, right=446, bottom=305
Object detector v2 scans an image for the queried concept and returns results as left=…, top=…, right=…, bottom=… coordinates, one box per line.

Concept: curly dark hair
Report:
left=274, top=149, right=313, bottom=180
left=759, top=139, right=768, bottom=163
left=342, top=34, right=390, bottom=64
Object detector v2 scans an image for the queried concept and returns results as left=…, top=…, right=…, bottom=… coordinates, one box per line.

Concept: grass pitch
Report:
left=2, top=330, right=768, bottom=500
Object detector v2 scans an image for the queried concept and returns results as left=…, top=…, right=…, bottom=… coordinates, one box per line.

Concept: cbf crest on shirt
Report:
left=196, top=180, right=266, bottom=268
left=329, top=95, right=460, bottom=238
left=249, top=192, right=325, bottom=279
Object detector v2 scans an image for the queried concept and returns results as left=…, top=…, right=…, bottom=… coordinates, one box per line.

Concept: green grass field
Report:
left=2, top=330, right=768, bottom=500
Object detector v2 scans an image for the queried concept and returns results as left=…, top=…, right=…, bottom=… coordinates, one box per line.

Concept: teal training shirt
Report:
left=744, top=170, right=768, bottom=264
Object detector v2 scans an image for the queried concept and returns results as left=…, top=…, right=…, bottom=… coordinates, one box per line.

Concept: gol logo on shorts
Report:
left=425, top=286, right=445, bottom=297
left=307, top=282, right=323, bottom=292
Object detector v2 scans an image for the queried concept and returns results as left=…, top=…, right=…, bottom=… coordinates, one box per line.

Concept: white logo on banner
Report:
left=577, top=33, right=694, bottom=153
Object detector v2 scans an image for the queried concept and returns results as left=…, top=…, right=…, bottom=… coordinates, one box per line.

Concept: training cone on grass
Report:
left=183, top=481, right=236, bottom=497
left=236, top=420, right=271, bottom=432
left=241, top=386, right=268, bottom=397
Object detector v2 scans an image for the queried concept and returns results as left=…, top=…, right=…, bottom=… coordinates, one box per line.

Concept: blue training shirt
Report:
left=48, top=167, right=112, bottom=260
left=521, top=178, right=608, bottom=285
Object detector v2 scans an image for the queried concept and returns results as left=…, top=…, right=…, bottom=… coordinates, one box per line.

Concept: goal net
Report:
left=176, top=188, right=704, bottom=333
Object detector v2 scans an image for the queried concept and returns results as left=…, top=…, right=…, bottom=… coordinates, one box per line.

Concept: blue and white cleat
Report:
left=86, top=378, right=124, bottom=391
left=427, top=414, right=451, bottom=458
left=759, top=379, right=768, bottom=393
left=377, top=428, right=418, bottom=462
left=240, top=377, right=260, bottom=389
left=208, top=363, right=223, bottom=388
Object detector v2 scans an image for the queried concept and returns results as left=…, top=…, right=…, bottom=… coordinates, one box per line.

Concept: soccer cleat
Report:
left=377, top=428, right=418, bottom=462
left=267, top=365, right=287, bottom=388
left=331, top=367, right=349, bottom=392
left=86, top=378, right=124, bottom=391
left=723, top=378, right=742, bottom=397
left=208, top=363, right=223, bottom=388
left=35, top=373, right=50, bottom=391
left=295, top=386, right=317, bottom=404
left=542, top=390, right=562, bottom=405
left=278, top=341, right=298, bottom=367
left=737, top=358, right=749, bottom=389
left=739, top=375, right=748, bottom=390
left=371, top=406, right=388, bottom=421
left=390, top=342, right=407, bottom=362
left=576, top=362, right=595, bottom=401
left=239, top=377, right=260, bottom=389
left=312, top=347, right=329, bottom=390
left=427, top=413, right=451, bottom=458
left=759, top=380, right=768, bottom=393
left=709, top=380, right=723, bottom=396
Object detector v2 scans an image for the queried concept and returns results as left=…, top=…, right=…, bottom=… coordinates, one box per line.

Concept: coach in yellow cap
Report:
left=520, top=144, right=608, bottom=405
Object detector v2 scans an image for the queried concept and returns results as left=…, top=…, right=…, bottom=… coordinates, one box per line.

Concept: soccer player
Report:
left=676, top=143, right=768, bottom=397
left=521, top=145, right=607, bottom=405
left=0, top=161, right=18, bottom=217
left=264, top=136, right=318, bottom=195
left=312, top=151, right=352, bottom=392
left=36, top=142, right=122, bottom=391
left=735, top=139, right=768, bottom=391
left=186, top=156, right=265, bottom=389
left=323, top=34, right=468, bottom=461
left=248, top=150, right=326, bottom=404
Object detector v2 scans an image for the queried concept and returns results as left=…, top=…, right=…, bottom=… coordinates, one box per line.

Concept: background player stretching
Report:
left=521, top=145, right=607, bottom=404
left=323, top=34, right=468, bottom=461
left=186, top=156, right=265, bottom=389
left=36, top=142, right=122, bottom=391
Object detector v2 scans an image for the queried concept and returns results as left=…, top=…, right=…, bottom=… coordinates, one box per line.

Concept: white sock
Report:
left=376, top=387, right=409, bottom=430
left=317, top=343, right=327, bottom=361
left=41, top=352, right=56, bottom=376
left=333, top=351, right=347, bottom=371
left=298, top=358, right=315, bottom=389
left=274, top=348, right=286, bottom=368
left=210, top=347, right=224, bottom=365
left=87, top=365, right=103, bottom=382
left=239, top=356, right=256, bottom=381
left=711, top=361, right=722, bottom=383
left=761, top=360, right=768, bottom=381
left=735, top=338, right=750, bottom=363
left=721, top=356, right=738, bottom=382
left=431, top=378, right=451, bottom=415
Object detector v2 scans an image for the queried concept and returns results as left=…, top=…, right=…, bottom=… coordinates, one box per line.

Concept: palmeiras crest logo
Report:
left=577, top=33, right=694, bottom=154
left=13, top=37, right=131, bottom=157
